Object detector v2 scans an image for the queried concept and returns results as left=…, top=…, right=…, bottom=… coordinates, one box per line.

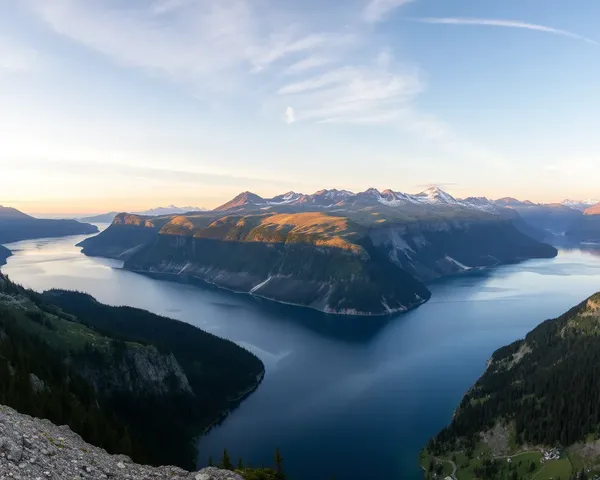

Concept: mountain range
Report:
left=212, top=187, right=600, bottom=243
left=213, top=187, right=599, bottom=215
left=80, top=205, right=206, bottom=223
left=78, top=186, right=559, bottom=316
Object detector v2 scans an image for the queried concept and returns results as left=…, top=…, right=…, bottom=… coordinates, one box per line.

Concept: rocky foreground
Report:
left=0, top=405, right=241, bottom=480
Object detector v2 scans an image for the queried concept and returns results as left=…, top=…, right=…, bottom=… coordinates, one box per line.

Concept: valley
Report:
left=5, top=232, right=600, bottom=479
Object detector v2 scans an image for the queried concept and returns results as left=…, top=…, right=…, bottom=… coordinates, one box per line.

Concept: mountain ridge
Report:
left=78, top=190, right=557, bottom=316
left=0, top=206, right=97, bottom=245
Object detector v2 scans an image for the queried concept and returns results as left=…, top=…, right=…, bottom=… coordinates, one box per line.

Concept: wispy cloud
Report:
left=284, top=55, right=332, bottom=75
left=24, top=0, right=507, bottom=167
left=418, top=18, right=599, bottom=45
left=27, top=0, right=352, bottom=86
left=364, top=0, right=415, bottom=23
left=278, top=60, right=422, bottom=124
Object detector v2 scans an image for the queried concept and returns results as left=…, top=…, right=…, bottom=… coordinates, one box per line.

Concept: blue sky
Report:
left=1, top=0, right=599, bottom=214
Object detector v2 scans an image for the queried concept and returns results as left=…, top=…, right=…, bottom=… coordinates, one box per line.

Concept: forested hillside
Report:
left=0, top=274, right=264, bottom=470
left=422, top=293, right=600, bottom=479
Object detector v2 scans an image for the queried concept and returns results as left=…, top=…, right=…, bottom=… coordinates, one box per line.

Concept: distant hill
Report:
left=584, top=203, right=600, bottom=216
left=79, top=211, right=120, bottom=223
left=494, top=197, right=535, bottom=208
left=0, top=206, right=97, bottom=245
left=80, top=206, right=205, bottom=224
left=565, top=202, right=600, bottom=242
left=0, top=205, right=33, bottom=220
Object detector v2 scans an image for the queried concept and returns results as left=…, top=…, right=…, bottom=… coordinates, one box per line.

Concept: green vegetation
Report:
left=0, top=274, right=264, bottom=470
left=422, top=292, right=600, bottom=478
left=215, top=448, right=287, bottom=480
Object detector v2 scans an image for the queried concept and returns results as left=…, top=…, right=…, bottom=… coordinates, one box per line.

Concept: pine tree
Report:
left=275, top=447, right=284, bottom=480
left=237, top=457, right=244, bottom=470
left=220, top=449, right=233, bottom=470
left=208, top=456, right=213, bottom=467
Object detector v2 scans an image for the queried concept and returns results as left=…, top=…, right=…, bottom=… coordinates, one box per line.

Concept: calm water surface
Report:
left=4, top=231, right=600, bottom=480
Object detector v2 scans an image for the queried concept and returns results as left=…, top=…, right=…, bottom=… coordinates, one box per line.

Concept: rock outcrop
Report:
left=0, top=404, right=242, bottom=479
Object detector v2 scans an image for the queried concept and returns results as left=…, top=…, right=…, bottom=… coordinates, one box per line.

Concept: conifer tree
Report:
left=220, top=449, right=233, bottom=470
left=275, top=448, right=284, bottom=480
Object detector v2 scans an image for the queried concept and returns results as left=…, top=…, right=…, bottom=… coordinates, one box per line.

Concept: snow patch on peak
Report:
left=413, top=187, right=458, bottom=205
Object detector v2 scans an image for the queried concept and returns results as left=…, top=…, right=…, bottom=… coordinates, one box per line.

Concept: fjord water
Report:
left=4, top=233, right=600, bottom=480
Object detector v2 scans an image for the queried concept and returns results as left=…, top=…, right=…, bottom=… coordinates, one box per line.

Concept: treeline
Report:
left=429, top=294, right=600, bottom=455
left=0, top=274, right=264, bottom=470
left=208, top=448, right=286, bottom=480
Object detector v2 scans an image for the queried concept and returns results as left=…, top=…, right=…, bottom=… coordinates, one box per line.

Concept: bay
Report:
left=4, top=231, right=600, bottom=479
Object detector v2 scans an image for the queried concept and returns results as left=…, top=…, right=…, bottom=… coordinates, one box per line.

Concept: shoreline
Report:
left=125, top=267, right=427, bottom=317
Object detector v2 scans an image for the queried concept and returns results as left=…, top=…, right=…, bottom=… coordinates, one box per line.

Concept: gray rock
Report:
left=193, top=468, right=244, bottom=480
left=29, top=373, right=46, bottom=394
left=0, top=405, right=242, bottom=480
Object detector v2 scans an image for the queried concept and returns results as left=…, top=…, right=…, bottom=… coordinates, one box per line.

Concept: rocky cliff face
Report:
left=123, top=234, right=431, bottom=316
left=0, top=404, right=242, bottom=480
left=78, top=212, right=557, bottom=316
left=71, top=344, right=192, bottom=397
left=369, top=219, right=558, bottom=282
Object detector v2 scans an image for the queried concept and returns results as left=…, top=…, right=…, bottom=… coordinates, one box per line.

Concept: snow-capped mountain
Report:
left=561, top=199, right=599, bottom=211
left=459, top=197, right=498, bottom=213
left=411, top=186, right=459, bottom=205
left=269, top=191, right=304, bottom=205
left=215, top=186, right=490, bottom=212
left=140, top=205, right=205, bottom=216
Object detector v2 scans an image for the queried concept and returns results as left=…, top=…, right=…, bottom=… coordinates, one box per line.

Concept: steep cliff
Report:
left=80, top=209, right=556, bottom=316
left=124, top=233, right=431, bottom=316
left=369, top=219, right=558, bottom=282
left=78, top=213, right=167, bottom=259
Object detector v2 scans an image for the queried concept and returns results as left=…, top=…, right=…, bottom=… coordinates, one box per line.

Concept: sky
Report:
left=1, top=0, right=599, bottom=215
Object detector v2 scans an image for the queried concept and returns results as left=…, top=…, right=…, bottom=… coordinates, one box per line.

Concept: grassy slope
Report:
left=160, top=211, right=368, bottom=254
